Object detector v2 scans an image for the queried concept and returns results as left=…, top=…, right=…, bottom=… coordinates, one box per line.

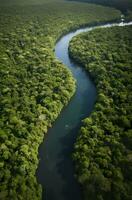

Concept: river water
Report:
left=37, top=21, right=132, bottom=200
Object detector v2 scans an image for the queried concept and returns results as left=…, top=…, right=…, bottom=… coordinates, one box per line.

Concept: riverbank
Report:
left=69, top=22, right=132, bottom=200
left=0, top=1, right=121, bottom=199
left=37, top=20, right=132, bottom=200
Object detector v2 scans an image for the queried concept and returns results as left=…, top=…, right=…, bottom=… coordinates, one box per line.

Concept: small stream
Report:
left=37, top=20, right=132, bottom=200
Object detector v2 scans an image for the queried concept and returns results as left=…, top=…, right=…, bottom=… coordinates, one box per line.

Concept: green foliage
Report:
left=69, top=26, right=132, bottom=200
left=0, top=0, right=121, bottom=199
left=67, top=0, right=132, bottom=12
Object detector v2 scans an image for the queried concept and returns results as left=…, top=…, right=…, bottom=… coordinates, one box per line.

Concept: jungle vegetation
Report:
left=69, top=26, right=132, bottom=200
left=67, top=0, right=132, bottom=12
left=0, top=0, right=121, bottom=199
left=67, top=0, right=132, bottom=21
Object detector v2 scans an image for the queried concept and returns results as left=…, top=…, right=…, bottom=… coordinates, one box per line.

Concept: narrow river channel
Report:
left=37, top=20, right=132, bottom=200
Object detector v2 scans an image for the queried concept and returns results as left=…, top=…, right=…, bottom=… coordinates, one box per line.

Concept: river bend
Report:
left=37, top=20, right=132, bottom=200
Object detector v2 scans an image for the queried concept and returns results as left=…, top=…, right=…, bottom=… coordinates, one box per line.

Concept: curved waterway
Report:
left=37, top=21, right=132, bottom=200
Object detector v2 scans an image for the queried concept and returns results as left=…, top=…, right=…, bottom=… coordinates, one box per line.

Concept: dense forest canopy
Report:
left=67, top=0, right=132, bottom=12
left=69, top=25, right=132, bottom=200
left=0, top=0, right=121, bottom=199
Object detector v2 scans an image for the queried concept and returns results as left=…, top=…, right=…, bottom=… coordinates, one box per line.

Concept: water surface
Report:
left=37, top=21, right=132, bottom=200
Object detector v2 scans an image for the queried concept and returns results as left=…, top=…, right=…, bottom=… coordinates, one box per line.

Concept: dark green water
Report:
left=37, top=21, right=132, bottom=200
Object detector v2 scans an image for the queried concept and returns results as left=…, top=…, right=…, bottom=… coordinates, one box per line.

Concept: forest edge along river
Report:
left=37, top=20, right=132, bottom=200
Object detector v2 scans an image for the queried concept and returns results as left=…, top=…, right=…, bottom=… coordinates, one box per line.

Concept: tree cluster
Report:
left=67, top=0, right=132, bottom=13
left=0, top=1, right=121, bottom=199
left=69, top=26, right=132, bottom=200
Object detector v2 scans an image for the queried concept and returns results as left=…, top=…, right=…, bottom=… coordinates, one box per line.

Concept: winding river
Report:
left=37, top=20, right=132, bottom=200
